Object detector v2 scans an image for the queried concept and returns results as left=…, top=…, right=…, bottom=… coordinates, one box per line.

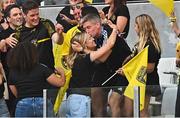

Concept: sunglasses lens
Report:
left=71, top=3, right=83, bottom=10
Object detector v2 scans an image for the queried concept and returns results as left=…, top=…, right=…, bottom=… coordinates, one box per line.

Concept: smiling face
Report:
left=24, top=8, right=40, bottom=28
left=71, top=2, right=84, bottom=21
left=7, top=7, right=23, bottom=28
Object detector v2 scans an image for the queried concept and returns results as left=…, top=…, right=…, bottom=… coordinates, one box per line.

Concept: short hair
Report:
left=81, top=6, right=100, bottom=18
left=4, top=4, right=21, bottom=18
left=22, top=0, right=39, bottom=14
left=81, top=13, right=101, bottom=25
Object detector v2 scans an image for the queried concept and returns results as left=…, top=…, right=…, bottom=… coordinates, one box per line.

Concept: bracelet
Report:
left=170, top=17, right=177, bottom=22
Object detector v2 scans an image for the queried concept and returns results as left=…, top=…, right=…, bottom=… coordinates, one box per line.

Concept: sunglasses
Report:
left=70, top=2, right=84, bottom=10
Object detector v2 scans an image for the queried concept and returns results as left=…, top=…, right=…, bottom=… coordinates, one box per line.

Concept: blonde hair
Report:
left=135, top=14, right=161, bottom=53
left=67, top=32, right=90, bottom=68
left=0, top=0, right=16, bottom=10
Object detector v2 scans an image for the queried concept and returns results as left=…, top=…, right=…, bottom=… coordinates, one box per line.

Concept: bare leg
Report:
left=91, top=88, right=108, bottom=116
left=140, top=95, right=151, bottom=117
left=123, top=96, right=133, bottom=117
left=108, top=91, right=123, bottom=117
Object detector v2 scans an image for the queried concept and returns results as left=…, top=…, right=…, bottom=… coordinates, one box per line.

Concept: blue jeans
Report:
left=15, top=97, right=54, bottom=117
left=66, top=94, right=91, bottom=117
left=0, top=98, right=10, bottom=117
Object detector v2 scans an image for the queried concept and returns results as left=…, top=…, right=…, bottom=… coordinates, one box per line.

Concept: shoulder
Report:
left=60, top=6, right=71, bottom=13
left=116, top=5, right=130, bottom=17
left=66, top=25, right=80, bottom=36
left=40, top=18, right=54, bottom=27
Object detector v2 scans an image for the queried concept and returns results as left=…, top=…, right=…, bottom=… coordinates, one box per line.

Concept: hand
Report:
left=60, top=14, right=69, bottom=21
left=99, top=10, right=108, bottom=24
left=55, top=67, right=66, bottom=80
left=5, top=33, right=18, bottom=48
left=107, top=20, right=118, bottom=30
left=0, top=39, right=7, bottom=52
left=55, top=23, right=64, bottom=34
left=55, top=67, right=65, bottom=76
left=71, top=41, right=83, bottom=52
left=116, top=68, right=124, bottom=76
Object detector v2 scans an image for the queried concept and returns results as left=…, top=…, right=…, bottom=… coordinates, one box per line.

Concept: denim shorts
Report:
left=0, top=98, right=10, bottom=117
left=15, top=97, right=54, bottom=117
left=66, top=94, right=91, bottom=117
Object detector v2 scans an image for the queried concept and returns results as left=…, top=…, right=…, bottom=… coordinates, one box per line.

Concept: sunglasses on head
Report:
left=70, top=2, right=84, bottom=10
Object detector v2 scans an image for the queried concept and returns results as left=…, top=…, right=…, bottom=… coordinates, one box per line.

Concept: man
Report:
left=17, top=0, right=63, bottom=69
left=81, top=14, right=131, bottom=116
left=0, top=4, right=23, bottom=116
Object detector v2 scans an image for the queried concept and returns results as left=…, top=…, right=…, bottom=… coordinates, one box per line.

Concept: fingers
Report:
left=116, top=68, right=124, bottom=75
left=55, top=23, right=64, bottom=34
left=5, top=33, right=18, bottom=48
left=71, top=41, right=82, bottom=52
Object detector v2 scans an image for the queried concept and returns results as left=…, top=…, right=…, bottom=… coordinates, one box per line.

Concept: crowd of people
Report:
left=0, top=0, right=180, bottom=117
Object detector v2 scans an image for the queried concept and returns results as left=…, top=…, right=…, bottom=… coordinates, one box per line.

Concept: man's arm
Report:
left=51, top=23, right=64, bottom=45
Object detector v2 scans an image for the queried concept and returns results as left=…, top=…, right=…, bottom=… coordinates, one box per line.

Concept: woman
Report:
left=66, top=21, right=118, bottom=117
left=7, top=42, right=66, bottom=117
left=0, top=0, right=16, bottom=11
left=100, top=0, right=130, bottom=116
left=117, top=14, right=161, bottom=117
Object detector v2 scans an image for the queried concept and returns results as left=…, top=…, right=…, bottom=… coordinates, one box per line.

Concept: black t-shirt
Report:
left=102, top=5, right=130, bottom=38
left=18, top=19, right=55, bottom=69
left=145, top=40, right=161, bottom=85
left=93, top=25, right=131, bottom=87
left=69, top=54, right=95, bottom=88
left=56, top=6, right=76, bottom=33
left=0, top=27, right=15, bottom=79
left=8, top=64, right=54, bottom=99
left=68, top=54, right=95, bottom=96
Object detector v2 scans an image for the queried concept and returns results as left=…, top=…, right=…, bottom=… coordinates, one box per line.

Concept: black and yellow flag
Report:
left=123, top=46, right=148, bottom=111
left=149, top=0, right=174, bottom=17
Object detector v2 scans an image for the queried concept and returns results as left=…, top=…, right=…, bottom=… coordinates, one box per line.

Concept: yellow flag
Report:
left=149, top=0, right=174, bottom=17
left=85, top=0, right=93, bottom=4
left=123, top=46, right=148, bottom=111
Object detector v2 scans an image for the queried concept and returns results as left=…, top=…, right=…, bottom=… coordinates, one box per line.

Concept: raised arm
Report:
left=170, top=12, right=180, bottom=38
left=52, top=23, right=64, bottom=45
left=90, top=22, right=118, bottom=62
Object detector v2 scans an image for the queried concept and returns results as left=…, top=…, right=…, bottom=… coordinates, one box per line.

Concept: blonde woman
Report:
left=0, top=0, right=16, bottom=31
left=0, top=0, right=16, bottom=11
left=117, top=14, right=161, bottom=117
left=66, top=22, right=118, bottom=117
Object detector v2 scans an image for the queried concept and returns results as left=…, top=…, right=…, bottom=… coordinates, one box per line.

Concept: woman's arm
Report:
left=147, top=63, right=155, bottom=73
left=47, top=67, right=66, bottom=87
left=90, top=26, right=118, bottom=62
left=116, top=16, right=128, bottom=33
left=9, top=85, right=18, bottom=98
left=170, top=12, right=180, bottom=38
left=0, top=63, right=4, bottom=85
